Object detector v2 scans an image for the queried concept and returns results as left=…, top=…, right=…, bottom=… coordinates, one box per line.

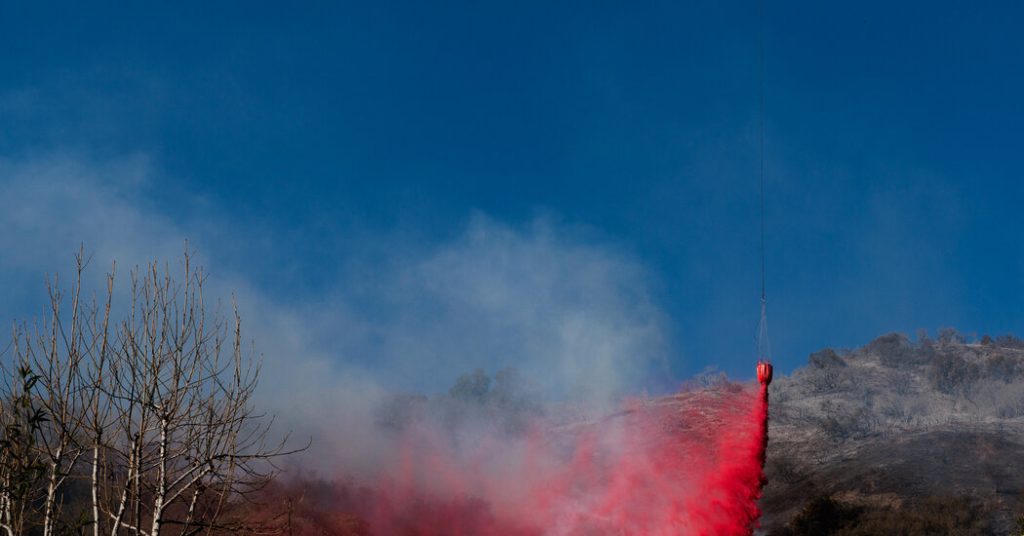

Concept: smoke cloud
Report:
left=1, top=154, right=769, bottom=534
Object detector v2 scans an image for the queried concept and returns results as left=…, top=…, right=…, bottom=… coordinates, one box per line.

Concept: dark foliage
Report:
left=809, top=349, right=846, bottom=369
left=449, top=368, right=492, bottom=404
left=995, top=334, right=1024, bottom=349
left=867, top=333, right=919, bottom=367
left=771, top=495, right=993, bottom=536
left=928, top=353, right=981, bottom=395
left=985, top=354, right=1022, bottom=383
left=938, top=328, right=967, bottom=345
left=775, top=496, right=861, bottom=535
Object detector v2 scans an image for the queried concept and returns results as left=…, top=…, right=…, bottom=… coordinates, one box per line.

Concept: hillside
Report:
left=761, top=331, right=1024, bottom=535
left=220, top=332, right=1024, bottom=535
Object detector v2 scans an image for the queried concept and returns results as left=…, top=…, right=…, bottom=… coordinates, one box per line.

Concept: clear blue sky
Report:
left=2, top=1, right=1023, bottom=385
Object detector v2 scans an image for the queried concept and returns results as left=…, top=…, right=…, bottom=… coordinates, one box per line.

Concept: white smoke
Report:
left=0, top=152, right=674, bottom=473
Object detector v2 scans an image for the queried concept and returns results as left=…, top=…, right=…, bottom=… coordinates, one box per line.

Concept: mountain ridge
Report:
left=761, top=331, right=1024, bottom=534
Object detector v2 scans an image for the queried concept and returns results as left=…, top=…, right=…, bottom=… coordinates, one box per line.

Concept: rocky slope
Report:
left=761, top=332, right=1024, bottom=535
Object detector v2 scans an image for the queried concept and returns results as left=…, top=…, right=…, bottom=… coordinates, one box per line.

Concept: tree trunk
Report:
left=150, top=418, right=170, bottom=536
left=42, top=445, right=63, bottom=536
left=92, top=442, right=101, bottom=536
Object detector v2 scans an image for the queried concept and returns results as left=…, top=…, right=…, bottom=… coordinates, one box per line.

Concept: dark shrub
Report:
left=809, top=348, right=846, bottom=369
left=928, top=353, right=980, bottom=396
left=837, top=496, right=991, bottom=536
left=449, top=368, right=492, bottom=404
left=866, top=333, right=917, bottom=367
left=938, top=327, right=966, bottom=345
left=985, top=354, right=1022, bottom=383
left=995, top=334, right=1024, bottom=349
left=774, top=495, right=992, bottom=536
left=779, top=496, right=860, bottom=535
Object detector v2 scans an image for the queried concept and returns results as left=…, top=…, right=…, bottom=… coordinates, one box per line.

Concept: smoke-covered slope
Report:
left=229, top=378, right=770, bottom=535
left=761, top=332, right=1024, bottom=535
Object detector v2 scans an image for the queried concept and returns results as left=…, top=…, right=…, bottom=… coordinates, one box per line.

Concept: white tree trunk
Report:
left=91, top=443, right=101, bottom=536
left=42, top=445, right=63, bottom=536
left=150, top=418, right=169, bottom=536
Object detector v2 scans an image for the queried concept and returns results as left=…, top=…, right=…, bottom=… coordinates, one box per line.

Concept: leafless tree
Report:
left=95, top=252, right=298, bottom=536
left=0, top=354, right=47, bottom=536
left=30, top=252, right=92, bottom=536
left=1, top=248, right=300, bottom=536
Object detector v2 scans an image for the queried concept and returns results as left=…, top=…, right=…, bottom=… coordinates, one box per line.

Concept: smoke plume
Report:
left=240, top=381, right=769, bottom=535
left=1, top=155, right=771, bottom=535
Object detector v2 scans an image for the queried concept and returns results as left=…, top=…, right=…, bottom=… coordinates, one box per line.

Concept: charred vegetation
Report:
left=762, top=330, right=1024, bottom=534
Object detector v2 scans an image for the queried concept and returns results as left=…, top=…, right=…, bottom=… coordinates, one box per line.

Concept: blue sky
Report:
left=2, top=1, right=1023, bottom=391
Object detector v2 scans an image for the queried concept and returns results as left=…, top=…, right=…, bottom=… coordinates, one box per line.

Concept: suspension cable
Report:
left=756, top=0, right=771, bottom=363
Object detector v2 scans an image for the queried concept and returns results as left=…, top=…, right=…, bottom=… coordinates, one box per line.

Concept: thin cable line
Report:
left=758, top=0, right=766, bottom=306
left=757, top=0, right=771, bottom=363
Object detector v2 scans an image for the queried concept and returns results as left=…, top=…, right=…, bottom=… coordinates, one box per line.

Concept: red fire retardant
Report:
left=357, top=377, right=771, bottom=535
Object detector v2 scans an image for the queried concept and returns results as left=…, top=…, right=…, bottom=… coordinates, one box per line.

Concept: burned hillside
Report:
left=761, top=331, right=1024, bottom=535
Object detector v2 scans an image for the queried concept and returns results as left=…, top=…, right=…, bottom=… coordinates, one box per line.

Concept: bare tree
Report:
left=0, top=356, right=47, bottom=536
left=99, top=252, right=296, bottom=536
left=1, top=248, right=299, bottom=536
left=29, top=252, right=92, bottom=536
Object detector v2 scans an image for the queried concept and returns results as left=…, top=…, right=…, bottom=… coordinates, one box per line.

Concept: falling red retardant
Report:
left=252, top=370, right=772, bottom=535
